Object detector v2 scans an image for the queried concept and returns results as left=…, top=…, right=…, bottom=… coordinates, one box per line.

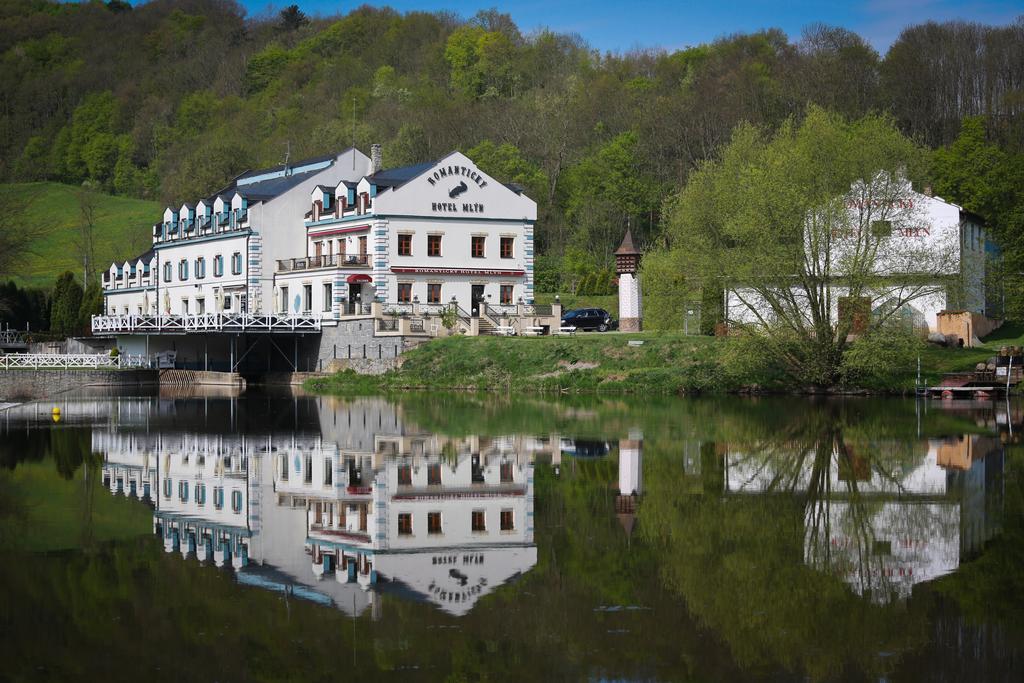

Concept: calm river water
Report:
left=1, top=390, right=1022, bottom=681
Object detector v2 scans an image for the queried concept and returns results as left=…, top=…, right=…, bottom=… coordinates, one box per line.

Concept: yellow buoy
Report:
left=51, top=406, right=61, bottom=423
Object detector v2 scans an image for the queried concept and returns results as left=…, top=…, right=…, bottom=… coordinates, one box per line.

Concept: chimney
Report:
left=371, top=144, right=382, bottom=174
left=923, top=184, right=933, bottom=197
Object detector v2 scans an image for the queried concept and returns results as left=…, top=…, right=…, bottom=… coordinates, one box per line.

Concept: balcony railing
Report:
left=276, top=254, right=369, bottom=272
left=92, top=313, right=321, bottom=334
left=0, top=353, right=149, bottom=369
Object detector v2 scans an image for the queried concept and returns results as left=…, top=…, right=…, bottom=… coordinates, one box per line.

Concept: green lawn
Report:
left=1, top=182, right=159, bottom=288
left=310, top=322, right=1024, bottom=396
left=312, top=331, right=760, bottom=394
left=915, top=320, right=1024, bottom=386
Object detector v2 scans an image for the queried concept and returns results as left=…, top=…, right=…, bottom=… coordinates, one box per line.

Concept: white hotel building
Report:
left=97, top=147, right=544, bottom=367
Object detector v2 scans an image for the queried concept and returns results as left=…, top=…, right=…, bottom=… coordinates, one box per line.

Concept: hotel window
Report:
left=427, top=283, right=441, bottom=304
left=231, top=490, right=243, bottom=513
left=196, top=484, right=206, bottom=506
left=231, top=252, right=242, bottom=275
left=280, top=455, right=289, bottom=481
left=324, top=458, right=333, bottom=486
left=428, top=234, right=442, bottom=257
left=195, top=257, right=206, bottom=279
left=280, top=286, right=289, bottom=314
left=397, top=282, right=412, bottom=303
left=323, top=283, right=332, bottom=312
left=472, top=510, right=486, bottom=532
left=500, top=509, right=514, bottom=531
left=163, top=479, right=172, bottom=499
left=196, top=298, right=205, bottom=314
left=427, top=463, right=441, bottom=486
left=500, top=237, right=514, bottom=258
left=178, top=480, right=189, bottom=503
left=398, top=233, right=413, bottom=256
left=182, top=299, right=190, bottom=315
left=471, top=235, right=485, bottom=258
left=214, top=487, right=224, bottom=510
left=500, top=461, right=513, bottom=483
left=303, top=284, right=312, bottom=313
left=163, top=262, right=172, bottom=282
left=213, top=255, right=224, bottom=277
left=178, top=259, right=188, bottom=280
left=500, top=285, right=513, bottom=305
left=304, top=454, right=313, bottom=484
left=398, top=465, right=412, bottom=486
left=398, top=513, right=412, bottom=535
left=427, top=512, right=442, bottom=535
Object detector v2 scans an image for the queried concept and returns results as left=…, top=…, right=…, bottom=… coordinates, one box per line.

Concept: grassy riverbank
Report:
left=0, top=182, right=159, bottom=288
left=307, top=323, right=1024, bottom=396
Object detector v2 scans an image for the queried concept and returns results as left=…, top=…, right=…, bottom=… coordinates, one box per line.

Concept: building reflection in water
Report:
left=95, top=396, right=537, bottom=618
left=84, top=394, right=1018, bottom=614
left=719, top=415, right=1007, bottom=603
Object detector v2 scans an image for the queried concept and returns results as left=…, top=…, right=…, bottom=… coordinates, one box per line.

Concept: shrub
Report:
left=840, top=325, right=924, bottom=388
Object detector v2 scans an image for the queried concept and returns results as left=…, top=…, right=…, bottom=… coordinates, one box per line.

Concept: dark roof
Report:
left=202, top=149, right=356, bottom=204
left=126, top=247, right=155, bottom=264
left=615, top=228, right=640, bottom=256
left=504, top=182, right=524, bottom=195
left=181, top=202, right=194, bottom=209
left=234, top=151, right=343, bottom=182
left=368, top=159, right=438, bottom=189
left=203, top=164, right=336, bottom=203
left=961, top=208, right=986, bottom=226
left=312, top=184, right=332, bottom=193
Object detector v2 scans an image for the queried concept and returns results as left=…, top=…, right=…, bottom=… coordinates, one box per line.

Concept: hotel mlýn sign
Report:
left=428, top=164, right=488, bottom=214
left=391, top=267, right=526, bottom=277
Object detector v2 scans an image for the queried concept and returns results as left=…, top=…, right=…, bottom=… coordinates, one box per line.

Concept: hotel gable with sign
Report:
left=94, top=147, right=557, bottom=372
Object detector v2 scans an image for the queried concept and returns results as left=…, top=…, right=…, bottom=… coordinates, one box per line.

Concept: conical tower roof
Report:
left=615, top=228, right=640, bottom=256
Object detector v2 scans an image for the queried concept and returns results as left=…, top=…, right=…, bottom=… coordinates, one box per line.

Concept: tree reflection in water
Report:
left=0, top=393, right=1020, bottom=681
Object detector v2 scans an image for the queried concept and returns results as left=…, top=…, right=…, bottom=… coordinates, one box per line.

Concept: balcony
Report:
left=276, top=254, right=369, bottom=272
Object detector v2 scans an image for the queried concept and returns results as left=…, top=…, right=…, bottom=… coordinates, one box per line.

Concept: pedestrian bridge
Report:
left=91, top=313, right=322, bottom=335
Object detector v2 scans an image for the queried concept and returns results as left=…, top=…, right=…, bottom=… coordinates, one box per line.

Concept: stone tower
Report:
left=615, top=229, right=642, bottom=332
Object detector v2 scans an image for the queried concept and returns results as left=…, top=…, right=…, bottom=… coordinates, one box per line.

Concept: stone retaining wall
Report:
left=312, top=320, right=426, bottom=371
left=0, top=368, right=158, bottom=400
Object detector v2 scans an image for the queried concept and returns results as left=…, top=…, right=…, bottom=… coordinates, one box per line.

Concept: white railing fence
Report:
left=92, top=313, right=322, bottom=334
left=0, top=354, right=150, bottom=370
left=0, top=329, right=28, bottom=345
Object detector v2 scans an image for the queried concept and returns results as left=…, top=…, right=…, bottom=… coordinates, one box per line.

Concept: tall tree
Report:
left=278, top=5, right=308, bottom=32
left=655, top=107, right=944, bottom=385
left=50, top=271, right=83, bottom=337
left=75, top=181, right=100, bottom=284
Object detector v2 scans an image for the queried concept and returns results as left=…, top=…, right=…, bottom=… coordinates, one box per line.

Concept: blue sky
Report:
left=241, top=0, right=1021, bottom=52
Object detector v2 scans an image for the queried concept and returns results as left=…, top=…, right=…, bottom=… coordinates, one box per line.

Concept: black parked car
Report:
left=561, top=308, right=616, bottom=332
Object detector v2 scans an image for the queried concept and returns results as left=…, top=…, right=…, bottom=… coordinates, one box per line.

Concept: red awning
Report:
left=347, top=274, right=372, bottom=284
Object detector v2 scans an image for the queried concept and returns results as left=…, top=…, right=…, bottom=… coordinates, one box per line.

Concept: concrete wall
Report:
left=936, top=311, right=1002, bottom=347
left=0, top=368, right=158, bottom=400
